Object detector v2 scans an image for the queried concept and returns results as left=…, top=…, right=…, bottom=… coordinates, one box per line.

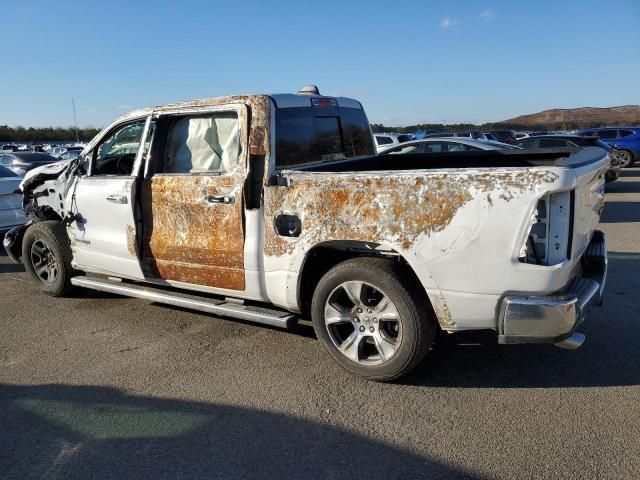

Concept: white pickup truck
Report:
left=4, top=87, right=608, bottom=381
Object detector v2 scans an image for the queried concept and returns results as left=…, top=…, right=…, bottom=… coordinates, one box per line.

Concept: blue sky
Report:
left=1, top=0, right=639, bottom=127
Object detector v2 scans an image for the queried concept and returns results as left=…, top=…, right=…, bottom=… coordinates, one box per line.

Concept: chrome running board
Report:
left=71, top=276, right=297, bottom=329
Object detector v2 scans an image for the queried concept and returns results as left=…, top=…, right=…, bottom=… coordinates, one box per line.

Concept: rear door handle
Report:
left=205, top=195, right=235, bottom=205
left=106, top=194, right=128, bottom=204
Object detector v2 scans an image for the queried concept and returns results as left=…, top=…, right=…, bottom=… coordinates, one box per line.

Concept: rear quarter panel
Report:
left=262, top=167, right=571, bottom=327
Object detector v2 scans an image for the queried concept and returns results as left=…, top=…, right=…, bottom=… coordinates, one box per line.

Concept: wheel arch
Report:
left=296, top=240, right=446, bottom=328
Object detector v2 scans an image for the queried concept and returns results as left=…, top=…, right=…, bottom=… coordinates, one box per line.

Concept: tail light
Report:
left=520, top=191, right=574, bottom=265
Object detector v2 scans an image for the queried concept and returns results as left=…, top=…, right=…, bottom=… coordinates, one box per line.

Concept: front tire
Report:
left=311, top=257, right=436, bottom=381
left=22, top=221, right=75, bottom=297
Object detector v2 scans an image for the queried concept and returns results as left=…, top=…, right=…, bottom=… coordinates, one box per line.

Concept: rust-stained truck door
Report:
left=141, top=105, right=247, bottom=290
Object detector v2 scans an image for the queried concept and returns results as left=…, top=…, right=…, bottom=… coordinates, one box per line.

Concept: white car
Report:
left=373, top=133, right=414, bottom=153
left=0, top=165, right=26, bottom=233
left=379, top=137, right=520, bottom=154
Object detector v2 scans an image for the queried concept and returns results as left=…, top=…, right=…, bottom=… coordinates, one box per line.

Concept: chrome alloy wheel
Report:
left=324, top=281, right=403, bottom=365
left=30, top=239, right=58, bottom=285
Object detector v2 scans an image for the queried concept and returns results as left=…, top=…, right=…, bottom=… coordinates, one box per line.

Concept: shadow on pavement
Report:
left=605, top=180, right=640, bottom=194
left=0, top=383, right=478, bottom=480
left=600, top=201, right=640, bottom=223
left=404, top=252, right=640, bottom=389
left=0, top=263, right=25, bottom=274
left=619, top=168, right=640, bottom=177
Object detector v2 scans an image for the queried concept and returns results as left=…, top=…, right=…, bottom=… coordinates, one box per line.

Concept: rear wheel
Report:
left=22, top=221, right=75, bottom=297
left=311, top=257, right=436, bottom=381
left=615, top=149, right=635, bottom=168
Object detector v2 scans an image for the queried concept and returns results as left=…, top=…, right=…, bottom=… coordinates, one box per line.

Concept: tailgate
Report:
left=569, top=147, right=608, bottom=262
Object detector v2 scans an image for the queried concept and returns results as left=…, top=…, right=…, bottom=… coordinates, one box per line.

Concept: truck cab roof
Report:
left=116, top=91, right=363, bottom=124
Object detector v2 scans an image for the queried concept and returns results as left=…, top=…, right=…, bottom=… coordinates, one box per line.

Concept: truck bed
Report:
left=288, top=147, right=605, bottom=172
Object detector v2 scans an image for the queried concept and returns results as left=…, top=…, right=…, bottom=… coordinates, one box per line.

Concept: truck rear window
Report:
left=275, top=106, right=375, bottom=168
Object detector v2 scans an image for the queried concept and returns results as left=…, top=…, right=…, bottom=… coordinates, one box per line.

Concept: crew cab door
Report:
left=140, top=105, right=247, bottom=291
left=68, top=117, right=151, bottom=279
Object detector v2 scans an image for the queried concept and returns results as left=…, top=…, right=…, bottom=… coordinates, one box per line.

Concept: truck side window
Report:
left=161, top=112, right=240, bottom=174
left=93, top=120, right=146, bottom=176
left=597, top=130, right=617, bottom=140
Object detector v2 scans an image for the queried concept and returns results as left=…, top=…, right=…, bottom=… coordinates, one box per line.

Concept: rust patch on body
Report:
left=126, top=225, right=136, bottom=256
left=141, top=175, right=245, bottom=290
left=264, top=169, right=559, bottom=258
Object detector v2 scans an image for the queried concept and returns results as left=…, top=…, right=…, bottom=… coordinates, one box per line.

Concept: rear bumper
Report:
left=498, top=230, right=607, bottom=347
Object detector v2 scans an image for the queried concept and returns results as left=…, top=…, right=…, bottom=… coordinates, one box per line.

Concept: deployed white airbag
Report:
left=165, top=113, right=240, bottom=174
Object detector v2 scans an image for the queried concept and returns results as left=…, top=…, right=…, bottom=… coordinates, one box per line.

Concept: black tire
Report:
left=311, top=257, right=436, bottom=381
left=617, top=149, right=635, bottom=168
left=22, top=220, right=75, bottom=297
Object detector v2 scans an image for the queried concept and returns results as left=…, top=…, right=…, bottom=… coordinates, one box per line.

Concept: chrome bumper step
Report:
left=70, top=276, right=297, bottom=329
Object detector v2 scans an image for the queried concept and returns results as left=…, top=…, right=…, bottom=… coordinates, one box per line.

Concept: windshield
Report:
left=275, top=106, right=375, bottom=169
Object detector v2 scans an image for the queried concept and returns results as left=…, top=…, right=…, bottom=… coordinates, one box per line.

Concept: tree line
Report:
left=0, top=125, right=101, bottom=143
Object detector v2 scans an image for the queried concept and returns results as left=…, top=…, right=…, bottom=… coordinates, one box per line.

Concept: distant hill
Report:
left=496, top=105, right=640, bottom=130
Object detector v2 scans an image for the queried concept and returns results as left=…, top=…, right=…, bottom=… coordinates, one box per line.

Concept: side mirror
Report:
left=249, top=126, right=268, bottom=157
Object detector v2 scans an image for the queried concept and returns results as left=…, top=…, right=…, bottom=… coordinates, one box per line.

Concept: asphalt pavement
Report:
left=1, top=168, right=639, bottom=479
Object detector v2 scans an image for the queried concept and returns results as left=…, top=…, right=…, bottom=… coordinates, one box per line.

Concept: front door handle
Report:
left=205, top=195, right=235, bottom=205
left=106, top=194, right=128, bottom=204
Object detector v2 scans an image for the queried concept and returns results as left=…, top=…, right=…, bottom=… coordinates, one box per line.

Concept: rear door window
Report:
left=516, top=138, right=537, bottom=149
left=383, top=144, right=420, bottom=154
left=161, top=112, right=240, bottom=174
left=376, top=136, right=393, bottom=145
left=597, top=130, right=618, bottom=140
left=445, top=142, right=466, bottom=152
left=424, top=142, right=444, bottom=153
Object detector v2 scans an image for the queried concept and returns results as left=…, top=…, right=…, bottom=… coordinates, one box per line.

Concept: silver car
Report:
left=379, top=137, right=520, bottom=154
left=373, top=133, right=414, bottom=153
left=0, top=165, right=26, bottom=233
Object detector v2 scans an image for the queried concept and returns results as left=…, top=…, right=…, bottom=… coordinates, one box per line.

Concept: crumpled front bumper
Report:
left=2, top=222, right=31, bottom=263
left=498, top=230, right=607, bottom=348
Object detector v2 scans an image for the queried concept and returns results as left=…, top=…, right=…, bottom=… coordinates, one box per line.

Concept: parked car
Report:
left=48, top=146, right=67, bottom=158
left=483, top=132, right=498, bottom=141
left=515, top=135, right=620, bottom=182
left=4, top=87, right=608, bottom=381
left=578, top=127, right=640, bottom=168
left=425, top=132, right=490, bottom=140
left=380, top=138, right=519, bottom=154
left=0, top=152, right=59, bottom=176
left=373, top=133, right=414, bottom=153
left=59, top=149, right=83, bottom=161
left=453, top=131, right=489, bottom=140
left=425, top=132, right=455, bottom=138
left=491, top=130, right=517, bottom=144
left=1, top=144, right=19, bottom=152
left=0, top=165, right=26, bottom=233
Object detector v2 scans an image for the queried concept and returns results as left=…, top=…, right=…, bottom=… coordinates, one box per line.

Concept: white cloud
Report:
left=440, top=17, right=459, bottom=29
left=480, top=10, right=496, bottom=20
